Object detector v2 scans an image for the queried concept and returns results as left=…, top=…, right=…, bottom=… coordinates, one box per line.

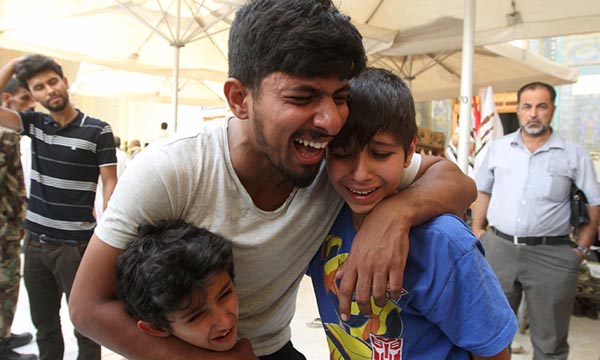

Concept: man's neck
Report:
left=227, top=118, right=294, bottom=211
left=521, top=128, right=552, bottom=153
left=50, top=104, right=78, bottom=127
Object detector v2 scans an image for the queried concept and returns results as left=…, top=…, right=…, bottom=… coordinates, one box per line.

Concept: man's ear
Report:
left=224, top=78, right=249, bottom=120
left=136, top=320, right=170, bottom=338
left=0, top=92, right=10, bottom=105
left=404, top=135, right=418, bottom=168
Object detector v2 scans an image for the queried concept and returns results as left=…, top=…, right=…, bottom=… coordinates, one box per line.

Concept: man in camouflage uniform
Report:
left=0, top=78, right=37, bottom=360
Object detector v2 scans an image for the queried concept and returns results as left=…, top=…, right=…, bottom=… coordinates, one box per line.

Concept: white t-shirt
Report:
left=20, top=135, right=31, bottom=198
left=96, top=118, right=420, bottom=355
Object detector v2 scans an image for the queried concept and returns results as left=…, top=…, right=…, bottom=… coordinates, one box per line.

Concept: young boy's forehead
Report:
left=170, top=289, right=208, bottom=321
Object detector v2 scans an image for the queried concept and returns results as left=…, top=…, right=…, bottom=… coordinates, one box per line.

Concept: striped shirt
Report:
left=19, top=110, right=116, bottom=241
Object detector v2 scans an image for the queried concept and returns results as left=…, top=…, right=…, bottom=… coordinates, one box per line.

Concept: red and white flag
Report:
left=473, top=86, right=504, bottom=176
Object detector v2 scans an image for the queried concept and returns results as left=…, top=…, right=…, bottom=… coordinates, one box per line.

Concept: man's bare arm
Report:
left=336, top=155, right=476, bottom=319
left=69, top=234, right=257, bottom=360
left=0, top=59, right=24, bottom=131
left=471, top=191, right=491, bottom=238
left=99, top=165, right=117, bottom=210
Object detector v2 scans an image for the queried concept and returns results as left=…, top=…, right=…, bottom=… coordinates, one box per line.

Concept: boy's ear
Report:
left=224, top=78, right=250, bottom=120
left=136, top=320, right=170, bottom=338
left=404, top=135, right=418, bottom=168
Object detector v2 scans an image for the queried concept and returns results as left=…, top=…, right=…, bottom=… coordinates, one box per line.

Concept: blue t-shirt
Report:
left=307, top=206, right=517, bottom=359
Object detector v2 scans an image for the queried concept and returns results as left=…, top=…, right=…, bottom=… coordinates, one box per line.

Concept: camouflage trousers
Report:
left=0, top=228, right=22, bottom=339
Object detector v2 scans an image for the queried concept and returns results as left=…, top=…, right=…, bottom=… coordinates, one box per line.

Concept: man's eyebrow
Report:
left=335, top=84, right=351, bottom=93
left=285, top=84, right=350, bottom=93
left=285, top=85, right=319, bottom=92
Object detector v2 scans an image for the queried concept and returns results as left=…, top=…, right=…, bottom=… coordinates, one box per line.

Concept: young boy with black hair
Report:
left=308, top=68, right=517, bottom=359
left=115, top=220, right=238, bottom=352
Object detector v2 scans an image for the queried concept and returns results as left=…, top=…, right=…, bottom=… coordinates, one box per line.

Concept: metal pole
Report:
left=457, top=0, right=476, bottom=174
left=172, top=0, right=182, bottom=132
left=172, top=45, right=180, bottom=132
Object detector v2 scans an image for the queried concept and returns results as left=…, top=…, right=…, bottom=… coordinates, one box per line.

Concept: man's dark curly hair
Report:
left=228, top=0, right=366, bottom=92
left=14, top=54, right=64, bottom=90
left=115, top=220, right=234, bottom=332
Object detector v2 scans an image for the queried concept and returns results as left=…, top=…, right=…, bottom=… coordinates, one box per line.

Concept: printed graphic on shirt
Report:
left=320, top=234, right=408, bottom=360
left=370, top=334, right=403, bottom=360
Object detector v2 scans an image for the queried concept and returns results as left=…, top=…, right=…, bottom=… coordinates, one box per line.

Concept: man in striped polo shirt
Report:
left=0, top=55, right=117, bottom=360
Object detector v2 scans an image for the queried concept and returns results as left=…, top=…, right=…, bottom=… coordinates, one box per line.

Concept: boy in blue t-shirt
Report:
left=307, top=68, right=517, bottom=360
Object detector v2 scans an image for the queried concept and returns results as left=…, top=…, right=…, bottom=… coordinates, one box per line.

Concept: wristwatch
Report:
left=573, top=244, right=592, bottom=259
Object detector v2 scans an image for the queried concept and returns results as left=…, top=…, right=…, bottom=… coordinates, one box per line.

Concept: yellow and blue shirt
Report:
left=308, top=206, right=517, bottom=359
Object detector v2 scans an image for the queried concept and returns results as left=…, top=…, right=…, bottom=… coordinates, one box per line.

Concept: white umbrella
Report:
left=1, top=0, right=597, bottom=153
left=369, top=42, right=578, bottom=102
left=339, top=0, right=600, bottom=173
left=0, top=0, right=240, bottom=129
left=339, top=0, right=600, bottom=58
left=71, top=62, right=226, bottom=107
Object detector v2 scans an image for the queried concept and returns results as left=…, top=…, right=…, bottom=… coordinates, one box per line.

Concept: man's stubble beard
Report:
left=252, top=112, right=321, bottom=188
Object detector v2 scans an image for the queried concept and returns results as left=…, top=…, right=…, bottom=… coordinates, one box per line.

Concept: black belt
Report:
left=491, top=227, right=571, bottom=246
left=27, top=231, right=84, bottom=246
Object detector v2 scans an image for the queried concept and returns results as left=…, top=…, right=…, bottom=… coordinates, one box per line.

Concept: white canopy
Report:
left=71, top=62, right=226, bottom=107
left=1, top=0, right=596, bottom=82
left=370, top=42, right=578, bottom=102
left=339, top=0, right=600, bottom=57
left=0, top=0, right=596, bottom=137
left=0, top=0, right=240, bottom=126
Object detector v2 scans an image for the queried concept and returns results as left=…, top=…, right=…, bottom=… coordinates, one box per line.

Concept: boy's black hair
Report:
left=115, top=220, right=234, bottom=332
left=228, top=0, right=366, bottom=92
left=329, top=67, right=417, bottom=156
left=517, top=81, right=556, bottom=104
left=15, top=54, right=64, bottom=90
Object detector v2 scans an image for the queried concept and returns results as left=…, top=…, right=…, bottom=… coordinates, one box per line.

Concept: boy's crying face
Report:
left=167, top=271, right=239, bottom=352
left=326, top=131, right=415, bottom=220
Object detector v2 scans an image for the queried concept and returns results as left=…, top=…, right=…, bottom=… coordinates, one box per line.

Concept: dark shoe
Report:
left=2, top=333, right=34, bottom=350
left=0, top=348, right=38, bottom=360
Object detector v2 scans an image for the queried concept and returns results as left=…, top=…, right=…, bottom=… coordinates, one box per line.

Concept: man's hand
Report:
left=336, top=197, right=410, bottom=319
left=0, top=57, right=22, bottom=88
left=472, top=227, right=486, bottom=238
left=471, top=192, right=491, bottom=238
